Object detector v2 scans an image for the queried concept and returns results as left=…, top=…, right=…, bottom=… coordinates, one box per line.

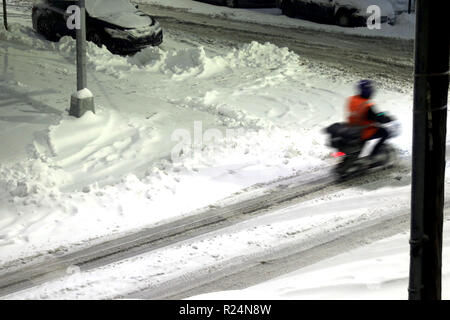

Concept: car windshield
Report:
left=85, top=0, right=137, bottom=18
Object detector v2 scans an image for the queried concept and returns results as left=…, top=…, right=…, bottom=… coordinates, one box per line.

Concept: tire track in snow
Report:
left=0, top=161, right=409, bottom=297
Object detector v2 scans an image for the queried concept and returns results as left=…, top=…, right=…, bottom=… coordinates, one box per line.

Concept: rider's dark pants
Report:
left=366, top=127, right=389, bottom=155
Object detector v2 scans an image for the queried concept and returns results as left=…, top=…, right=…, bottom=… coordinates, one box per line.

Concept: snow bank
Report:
left=132, top=46, right=229, bottom=79
left=0, top=101, right=327, bottom=264
left=1, top=23, right=300, bottom=79
left=0, top=159, right=73, bottom=249
left=72, top=88, right=93, bottom=99
left=111, top=40, right=300, bottom=79
left=226, top=41, right=299, bottom=69
left=6, top=179, right=437, bottom=300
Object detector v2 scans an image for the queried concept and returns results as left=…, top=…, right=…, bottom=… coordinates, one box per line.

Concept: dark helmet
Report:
left=358, top=79, right=374, bottom=99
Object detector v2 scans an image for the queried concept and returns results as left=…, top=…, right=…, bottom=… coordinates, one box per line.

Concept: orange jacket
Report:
left=347, top=95, right=378, bottom=140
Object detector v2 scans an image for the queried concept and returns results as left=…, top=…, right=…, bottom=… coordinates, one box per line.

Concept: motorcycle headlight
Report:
left=104, top=27, right=131, bottom=40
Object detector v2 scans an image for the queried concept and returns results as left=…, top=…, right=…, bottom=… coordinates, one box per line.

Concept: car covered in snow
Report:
left=276, top=0, right=396, bottom=27
left=195, top=0, right=276, bottom=8
left=32, top=0, right=163, bottom=55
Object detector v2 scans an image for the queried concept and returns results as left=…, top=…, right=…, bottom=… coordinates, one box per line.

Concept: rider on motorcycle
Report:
left=347, top=79, right=392, bottom=157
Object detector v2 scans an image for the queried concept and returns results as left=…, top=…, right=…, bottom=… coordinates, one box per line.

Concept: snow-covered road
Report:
left=0, top=11, right=414, bottom=267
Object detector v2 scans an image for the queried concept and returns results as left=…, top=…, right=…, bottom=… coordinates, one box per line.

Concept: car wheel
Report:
left=281, top=1, right=296, bottom=18
left=225, top=0, right=238, bottom=8
left=37, top=17, right=58, bottom=41
left=87, top=31, right=102, bottom=48
left=335, top=10, right=352, bottom=27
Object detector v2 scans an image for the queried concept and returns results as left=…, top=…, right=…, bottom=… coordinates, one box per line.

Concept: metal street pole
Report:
left=76, top=0, right=87, bottom=91
left=69, top=0, right=95, bottom=118
left=408, top=0, right=412, bottom=14
left=2, top=0, right=8, bottom=30
left=409, top=0, right=449, bottom=300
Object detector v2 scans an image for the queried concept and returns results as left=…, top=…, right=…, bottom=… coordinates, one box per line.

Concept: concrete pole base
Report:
left=69, top=88, right=95, bottom=118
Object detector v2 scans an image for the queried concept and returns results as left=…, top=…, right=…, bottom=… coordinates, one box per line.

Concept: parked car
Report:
left=195, top=0, right=276, bottom=8
left=32, top=0, right=163, bottom=55
left=276, top=0, right=396, bottom=27
left=386, top=0, right=414, bottom=14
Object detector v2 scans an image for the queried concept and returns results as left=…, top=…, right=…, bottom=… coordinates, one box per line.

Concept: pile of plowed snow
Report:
left=1, top=23, right=300, bottom=79
left=92, top=40, right=300, bottom=79
left=0, top=19, right=415, bottom=267
left=0, top=159, right=70, bottom=199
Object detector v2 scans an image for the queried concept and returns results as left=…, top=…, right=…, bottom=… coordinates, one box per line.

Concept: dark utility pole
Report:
left=409, top=0, right=449, bottom=300
left=2, top=0, right=7, bottom=30
left=76, top=0, right=87, bottom=92
left=69, top=0, right=95, bottom=118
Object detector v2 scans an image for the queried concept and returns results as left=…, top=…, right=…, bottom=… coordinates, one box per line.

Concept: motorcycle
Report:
left=324, top=116, right=401, bottom=180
